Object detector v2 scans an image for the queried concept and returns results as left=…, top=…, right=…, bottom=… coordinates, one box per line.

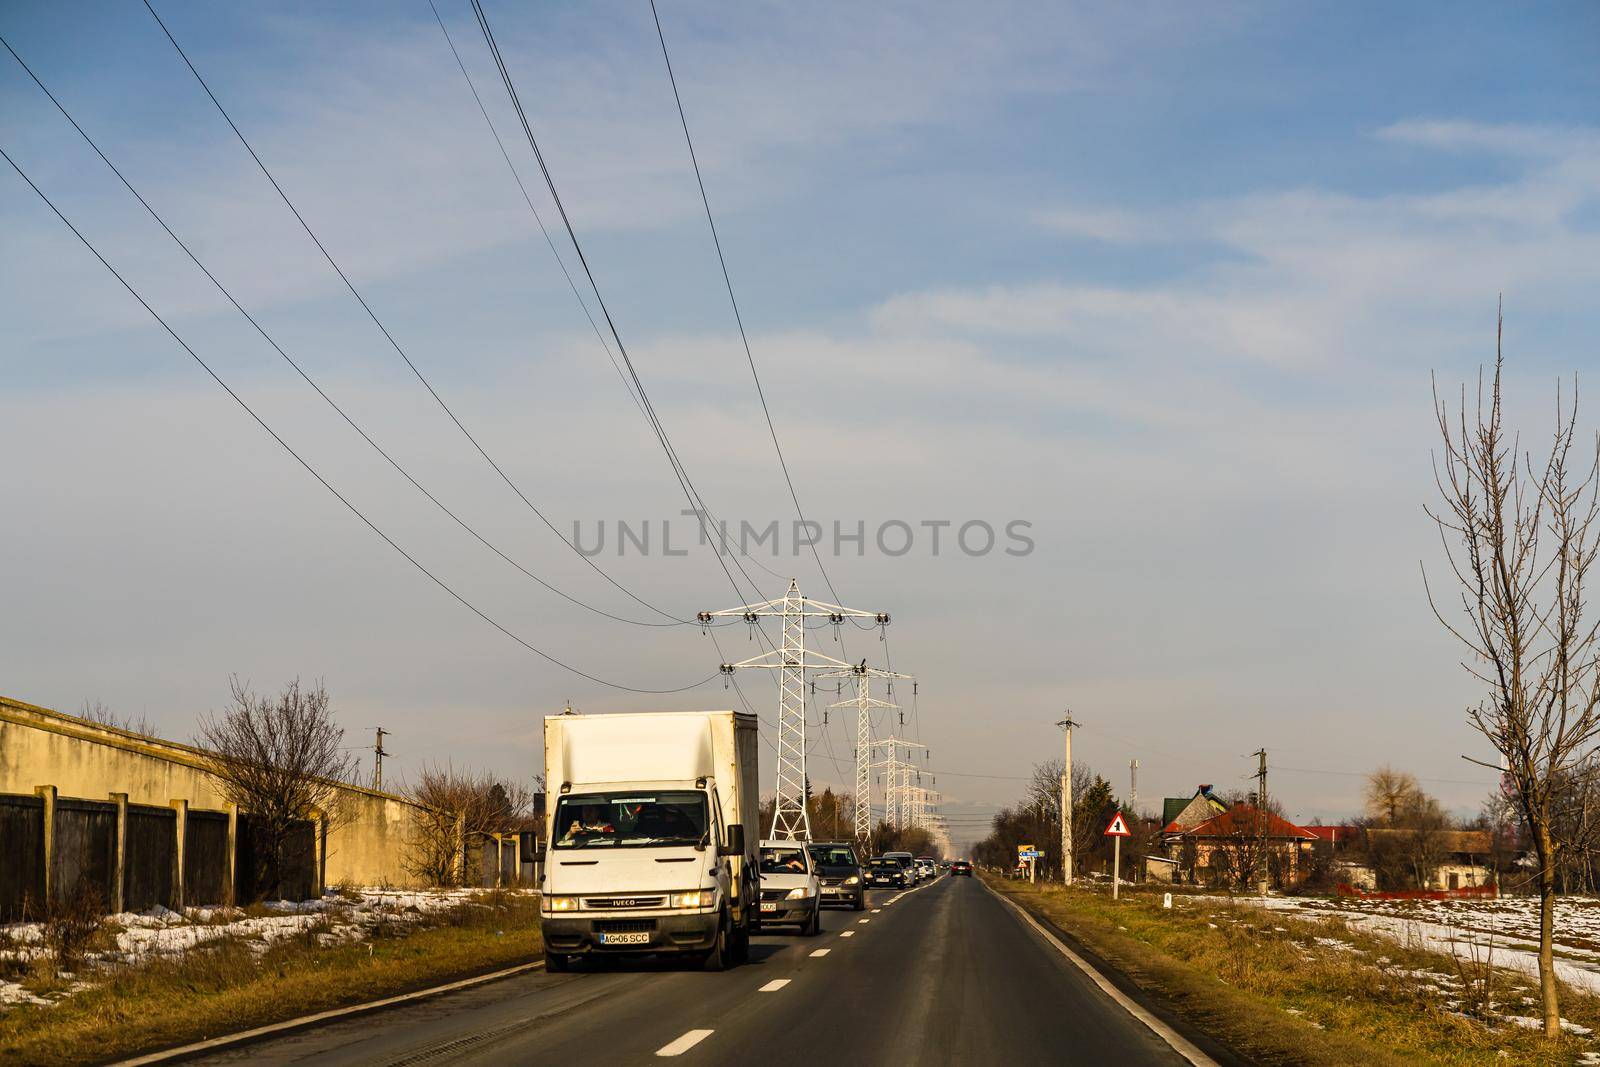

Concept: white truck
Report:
left=540, top=710, right=759, bottom=971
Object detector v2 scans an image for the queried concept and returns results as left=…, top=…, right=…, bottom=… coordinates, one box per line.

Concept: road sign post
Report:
left=1104, top=811, right=1131, bottom=901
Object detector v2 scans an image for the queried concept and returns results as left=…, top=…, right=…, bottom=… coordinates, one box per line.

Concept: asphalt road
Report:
left=185, top=876, right=1191, bottom=1066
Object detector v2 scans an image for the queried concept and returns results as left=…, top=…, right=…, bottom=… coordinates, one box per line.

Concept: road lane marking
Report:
left=871, top=908, right=882, bottom=913
left=109, top=958, right=547, bottom=1066
left=809, top=948, right=831, bottom=957
left=985, top=882, right=1218, bottom=1067
left=858, top=918, right=870, bottom=924
left=759, top=979, right=791, bottom=992
left=840, top=931, right=855, bottom=938
left=656, top=1030, right=715, bottom=1057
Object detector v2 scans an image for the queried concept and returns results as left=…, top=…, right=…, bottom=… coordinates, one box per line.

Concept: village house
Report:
left=1146, top=785, right=1319, bottom=888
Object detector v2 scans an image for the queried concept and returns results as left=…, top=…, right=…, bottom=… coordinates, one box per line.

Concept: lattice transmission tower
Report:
left=700, top=579, right=889, bottom=841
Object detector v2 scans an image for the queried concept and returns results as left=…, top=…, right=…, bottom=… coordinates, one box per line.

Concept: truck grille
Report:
left=760, top=888, right=789, bottom=902
left=585, top=895, right=666, bottom=909
left=593, top=919, right=657, bottom=934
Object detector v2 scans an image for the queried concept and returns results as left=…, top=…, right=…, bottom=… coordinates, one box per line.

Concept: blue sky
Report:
left=3, top=2, right=1598, bottom=844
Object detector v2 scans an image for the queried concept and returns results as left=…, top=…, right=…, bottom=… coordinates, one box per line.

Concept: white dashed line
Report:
left=858, top=918, right=870, bottom=924
left=759, top=979, right=791, bottom=993
left=840, top=931, right=855, bottom=938
left=656, top=1029, right=715, bottom=1057
left=871, top=908, right=882, bottom=913
left=809, top=948, right=831, bottom=957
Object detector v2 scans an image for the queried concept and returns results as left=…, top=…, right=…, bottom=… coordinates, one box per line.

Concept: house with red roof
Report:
left=1153, top=800, right=1319, bottom=889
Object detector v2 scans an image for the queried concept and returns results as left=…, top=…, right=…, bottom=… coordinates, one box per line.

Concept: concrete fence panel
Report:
left=53, top=798, right=117, bottom=909
left=124, top=804, right=176, bottom=912
left=184, top=810, right=229, bottom=907
left=0, top=794, right=45, bottom=920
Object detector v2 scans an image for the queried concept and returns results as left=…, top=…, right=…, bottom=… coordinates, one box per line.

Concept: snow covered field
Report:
left=0, top=887, right=534, bottom=1011
left=1255, top=893, right=1600, bottom=997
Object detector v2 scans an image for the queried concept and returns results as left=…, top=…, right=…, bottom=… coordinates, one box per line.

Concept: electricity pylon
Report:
left=700, top=579, right=889, bottom=841
left=820, top=662, right=912, bottom=847
left=875, top=736, right=927, bottom=831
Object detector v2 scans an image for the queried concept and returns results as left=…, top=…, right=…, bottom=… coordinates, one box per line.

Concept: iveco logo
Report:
left=614, top=899, right=637, bottom=906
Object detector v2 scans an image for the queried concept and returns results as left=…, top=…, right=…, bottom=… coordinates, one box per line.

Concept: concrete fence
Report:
left=1, top=695, right=426, bottom=892
left=475, top=830, right=540, bottom=888
left=0, top=784, right=322, bottom=921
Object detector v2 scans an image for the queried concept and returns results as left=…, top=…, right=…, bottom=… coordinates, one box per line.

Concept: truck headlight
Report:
left=785, top=886, right=813, bottom=900
left=843, top=875, right=860, bottom=886
left=543, top=896, right=579, bottom=912
left=670, top=890, right=714, bottom=909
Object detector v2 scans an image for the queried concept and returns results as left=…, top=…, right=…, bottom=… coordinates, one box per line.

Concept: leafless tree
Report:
left=196, top=677, right=356, bottom=901
left=1360, top=767, right=1453, bottom=890
left=79, top=699, right=158, bottom=738
left=1363, top=765, right=1424, bottom=824
left=405, top=763, right=533, bottom=887
left=1425, top=322, right=1600, bottom=1038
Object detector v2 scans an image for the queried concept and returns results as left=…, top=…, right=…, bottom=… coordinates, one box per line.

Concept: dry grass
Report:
left=0, top=892, right=542, bottom=1066
left=988, top=876, right=1600, bottom=1067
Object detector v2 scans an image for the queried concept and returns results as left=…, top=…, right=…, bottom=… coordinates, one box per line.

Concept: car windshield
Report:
left=809, top=845, right=857, bottom=867
left=760, top=847, right=809, bottom=874
left=869, top=858, right=896, bottom=869
left=552, top=791, right=707, bottom=849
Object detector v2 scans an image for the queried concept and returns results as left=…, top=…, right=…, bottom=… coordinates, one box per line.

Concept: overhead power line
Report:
left=0, top=33, right=684, bottom=631
left=139, top=0, right=685, bottom=626
left=465, top=0, right=776, bottom=615
left=0, top=143, right=714, bottom=697
left=648, top=0, right=843, bottom=605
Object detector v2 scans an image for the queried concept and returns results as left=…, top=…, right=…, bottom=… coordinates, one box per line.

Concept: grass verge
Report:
left=987, top=875, right=1599, bottom=1067
left=0, top=890, right=541, bottom=1066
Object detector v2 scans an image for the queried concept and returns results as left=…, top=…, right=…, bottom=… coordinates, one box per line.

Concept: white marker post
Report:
left=1104, top=811, right=1131, bottom=901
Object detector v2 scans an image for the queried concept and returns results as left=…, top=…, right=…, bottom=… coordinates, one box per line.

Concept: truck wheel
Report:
left=545, top=952, right=568, bottom=973
left=702, top=914, right=731, bottom=972
left=732, top=923, right=751, bottom=964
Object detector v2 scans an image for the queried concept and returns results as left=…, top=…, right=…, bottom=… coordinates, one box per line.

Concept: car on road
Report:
left=867, top=855, right=913, bottom=889
left=950, top=860, right=972, bottom=876
left=808, top=841, right=866, bottom=910
left=916, top=857, right=937, bottom=881
left=884, top=851, right=917, bottom=884
left=757, top=841, right=821, bottom=935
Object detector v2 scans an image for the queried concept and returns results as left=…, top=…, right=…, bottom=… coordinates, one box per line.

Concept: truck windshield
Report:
left=552, top=791, right=708, bottom=849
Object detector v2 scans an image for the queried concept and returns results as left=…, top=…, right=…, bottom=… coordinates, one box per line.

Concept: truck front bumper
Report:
left=542, top=911, right=719, bottom=956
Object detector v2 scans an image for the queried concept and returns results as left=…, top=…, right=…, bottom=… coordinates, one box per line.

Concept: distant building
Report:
left=1159, top=784, right=1227, bottom=832
left=1151, top=800, right=1318, bottom=887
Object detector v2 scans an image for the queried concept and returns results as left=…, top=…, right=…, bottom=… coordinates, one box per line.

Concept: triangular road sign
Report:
left=1104, top=811, right=1131, bottom=837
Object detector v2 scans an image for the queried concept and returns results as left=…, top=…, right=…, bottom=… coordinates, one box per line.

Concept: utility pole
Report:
left=1057, top=713, right=1077, bottom=885
left=702, top=580, right=890, bottom=841
left=1251, top=748, right=1268, bottom=893
left=373, top=727, right=389, bottom=791
left=821, top=662, right=911, bottom=847
left=1130, top=758, right=1139, bottom=813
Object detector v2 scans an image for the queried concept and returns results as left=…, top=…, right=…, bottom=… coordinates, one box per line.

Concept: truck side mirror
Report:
left=722, top=824, right=745, bottom=857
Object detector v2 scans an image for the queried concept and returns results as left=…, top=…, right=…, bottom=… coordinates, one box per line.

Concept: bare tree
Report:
left=406, top=763, right=533, bottom=887
left=1360, top=767, right=1453, bottom=890
left=1425, top=323, right=1600, bottom=1038
left=79, top=698, right=158, bottom=738
left=1363, top=765, right=1423, bottom=825
left=197, top=677, right=356, bottom=901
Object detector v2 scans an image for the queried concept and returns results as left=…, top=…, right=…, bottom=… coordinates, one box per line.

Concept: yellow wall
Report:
left=0, top=695, right=426, bottom=888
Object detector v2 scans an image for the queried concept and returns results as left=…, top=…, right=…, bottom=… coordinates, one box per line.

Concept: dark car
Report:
left=866, top=855, right=913, bottom=889
left=808, top=841, right=866, bottom=910
left=950, top=860, right=972, bottom=876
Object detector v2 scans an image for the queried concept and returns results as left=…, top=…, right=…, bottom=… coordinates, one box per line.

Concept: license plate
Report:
left=760, top=902, right=778, bottom=912
left=599, top=931, right=650, bottom=945
left=824, top=887, right=839, bottom=895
